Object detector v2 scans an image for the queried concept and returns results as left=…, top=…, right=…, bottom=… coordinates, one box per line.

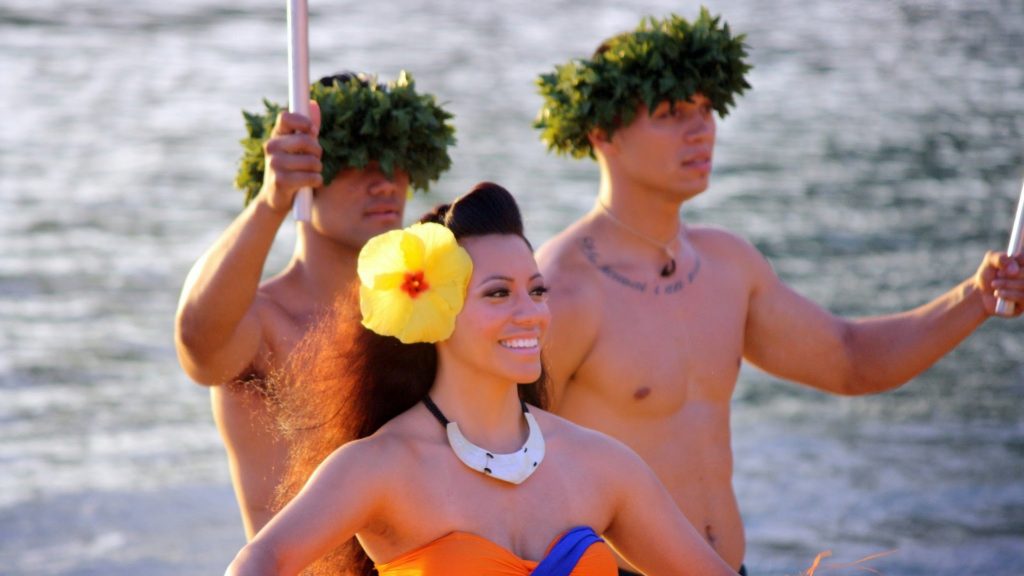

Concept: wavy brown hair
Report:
left=270, top=182, right=549, bottom=576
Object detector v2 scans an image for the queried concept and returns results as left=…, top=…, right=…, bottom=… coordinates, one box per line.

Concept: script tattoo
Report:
left=581, top=236, right=648, bottom=292
left=580, top=236, right=702, bottom=296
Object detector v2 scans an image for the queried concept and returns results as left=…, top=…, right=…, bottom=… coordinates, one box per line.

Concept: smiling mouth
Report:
left=499, top=338, right=539, bottom=350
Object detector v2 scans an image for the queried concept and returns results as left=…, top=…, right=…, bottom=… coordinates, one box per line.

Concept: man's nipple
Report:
left=633, top=386, right=651, bottom=400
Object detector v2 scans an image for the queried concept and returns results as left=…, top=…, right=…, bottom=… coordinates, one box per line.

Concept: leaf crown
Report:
left=235, top=71, right=456, bottom=205
left=534, top=8, right=752, bottom=159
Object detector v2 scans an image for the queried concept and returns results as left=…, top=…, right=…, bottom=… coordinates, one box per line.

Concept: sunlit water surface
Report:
left=2, top=1, right=1022, bottom=574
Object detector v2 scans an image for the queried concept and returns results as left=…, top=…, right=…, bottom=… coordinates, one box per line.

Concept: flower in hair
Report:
left=357, top=222, right=472, bottom=344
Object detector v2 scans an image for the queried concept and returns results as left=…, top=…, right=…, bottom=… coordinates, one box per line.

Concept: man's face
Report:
left=606, top=94, right=716, bottom=201
left=310, top=162, right=410, bottom=249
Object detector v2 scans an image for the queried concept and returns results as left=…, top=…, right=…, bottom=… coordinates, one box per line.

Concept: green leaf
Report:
left=233, top=71, right=456, bottom=206
left=533, top=7, right=752, bottom=158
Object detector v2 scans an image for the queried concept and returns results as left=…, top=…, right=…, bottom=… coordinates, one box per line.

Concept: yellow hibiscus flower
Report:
left=357, top=222, right=473, bottom=344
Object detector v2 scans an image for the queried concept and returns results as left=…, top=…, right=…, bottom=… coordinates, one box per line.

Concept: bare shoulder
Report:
left=257, top=268, right=321, bottom=322
left=355, top=407, right=425, bottom=457
left=534, top=221, right=606, bottom=395
left=315, top=412, right=421, bottom=485
left=244, top=268, right=329, bottom=375
left=536, top=219, right=605, bottom=311
left=532, top=408, right=645, bottom=471
left=688, top=224, right=776, bottom=282
left=689, top=224, right=766, bottom=261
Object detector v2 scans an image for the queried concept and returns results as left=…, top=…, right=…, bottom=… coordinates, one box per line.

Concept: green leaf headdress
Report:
left=235, top=71, right=456, bottom=206
left=534, top=8, right=752, bottom=159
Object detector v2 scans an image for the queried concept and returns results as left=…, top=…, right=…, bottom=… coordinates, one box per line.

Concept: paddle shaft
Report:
left=288, top=0, right=312, bottom=222
left=994, top=179, right=1024, bottom=316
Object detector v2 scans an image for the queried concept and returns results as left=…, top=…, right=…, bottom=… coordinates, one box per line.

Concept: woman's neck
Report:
left=428, top=362, right=528, bottom=453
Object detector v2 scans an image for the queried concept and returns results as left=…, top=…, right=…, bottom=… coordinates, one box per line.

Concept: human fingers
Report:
left=993, top=290, right=1024, bottom=318
left=266, top=148, right=323, bottom=181
left=268, top=167, right=323, bottom=192
left=273, top=110, right=317, bottom=137
left=1003, top=253, right=1023, bottom=277
left=977, top=252, right=1018, bottom=288
left=992, top=276, right=1024, bottom=299
left=985, top=251, right=1022, bottom=276
left=262, top=153, right=322, bottom=210
left=264, top=130, right=322, bottom=160
left=261, top=135, right=323, bottom=209
left=309, top=100, right=321, bottom=136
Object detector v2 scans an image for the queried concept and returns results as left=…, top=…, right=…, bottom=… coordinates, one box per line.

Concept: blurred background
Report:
left=1, top=0, right=1022, bottom=574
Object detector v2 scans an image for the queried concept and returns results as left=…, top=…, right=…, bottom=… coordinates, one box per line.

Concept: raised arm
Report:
left=225, top=438, right=386, bottom=576
left=175, top=104, right=323, bottom=385
left=744, top=245, right=1023, bottom=395
left=601, top=440, right=736, bottom=576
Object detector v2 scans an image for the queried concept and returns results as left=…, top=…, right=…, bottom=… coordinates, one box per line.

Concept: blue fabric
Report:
left=530, top=526, right=605, bottom=576
left=618, top=563, right=748, bottom=575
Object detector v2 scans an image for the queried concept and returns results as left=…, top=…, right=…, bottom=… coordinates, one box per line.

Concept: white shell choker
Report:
left=422, top=395, right=545, bottom=485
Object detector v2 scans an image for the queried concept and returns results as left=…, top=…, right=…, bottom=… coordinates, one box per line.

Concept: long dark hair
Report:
left=271, top=182, right=548, bottom=576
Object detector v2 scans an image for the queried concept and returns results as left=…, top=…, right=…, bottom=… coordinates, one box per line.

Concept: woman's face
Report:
left=440, top=234, right=550, bottom=384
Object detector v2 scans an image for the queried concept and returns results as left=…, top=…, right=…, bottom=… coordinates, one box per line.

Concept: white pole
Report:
left=994, top=178, right=1024, bottom=316
left=288, top=0, right=312, bottom=222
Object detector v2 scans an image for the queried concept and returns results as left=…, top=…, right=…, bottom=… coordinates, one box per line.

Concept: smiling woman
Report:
left=228, top=182, right=739, bottom=576
left=441, top=233, right=550, bottom=388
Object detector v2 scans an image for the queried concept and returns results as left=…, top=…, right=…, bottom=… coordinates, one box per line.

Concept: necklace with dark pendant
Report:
left=597, top=199, right=680, bottom=277
left=660, top=259, right=677, bottom=277
left=422, top=395, right=545, bottom=485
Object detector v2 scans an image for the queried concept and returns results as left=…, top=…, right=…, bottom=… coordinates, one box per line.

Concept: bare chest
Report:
left=255, top=296, right=322, bottom=374
left=569, top=256, right=749, bottom=414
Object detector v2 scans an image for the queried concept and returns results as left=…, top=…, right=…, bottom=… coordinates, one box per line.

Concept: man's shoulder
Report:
left=244, top=270, right=346, bottom=382
left=257, top=268, right=304, bottom=308
left=689, top=224, right=758, bottom=253
left=537, top=218, right=604, bottom=292
left=688, top=224, right=773, bottom=272
left=255, top=267, right=327, bottom=325
left=538, top=219, right=591, bottom=264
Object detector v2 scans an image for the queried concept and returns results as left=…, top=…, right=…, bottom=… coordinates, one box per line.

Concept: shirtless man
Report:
left=174, top=72, right=454, bottom=539
left=533, top=11, right=1024, bottom=574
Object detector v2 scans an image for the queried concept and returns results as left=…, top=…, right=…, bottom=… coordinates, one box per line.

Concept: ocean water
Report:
left=1, top=0, right=1022, bottom=574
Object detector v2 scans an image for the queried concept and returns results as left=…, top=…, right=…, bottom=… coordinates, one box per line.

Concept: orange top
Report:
left=375, top=529, right=618, bottom=576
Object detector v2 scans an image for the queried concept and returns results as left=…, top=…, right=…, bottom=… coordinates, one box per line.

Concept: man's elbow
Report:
left=829, top=325, right=870, bottom=396
left=846, top=359, right=919, bottom=396
left=174, top=349, right=221, bottom=387
left=833, top=372, right=875, bottom=397
left=175, top=302, right=206, bottom=355
left=176, top=319, right=243, bottom=387
left=175, top=303, right=254, bottom=386
left=226, top=542, right=292, bottom=576
left=174, top=311, right=215, bottom=386
left=834, top=325, right=908, bottom=396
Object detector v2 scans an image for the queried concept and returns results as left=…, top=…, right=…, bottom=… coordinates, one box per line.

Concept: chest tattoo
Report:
left=580, top=236, right=701, bottom=296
